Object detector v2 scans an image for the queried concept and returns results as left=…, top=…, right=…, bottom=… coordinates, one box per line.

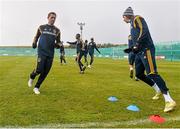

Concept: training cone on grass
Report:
left=126, top=104, right=140, bottom=112
left=149, top=115, right=165, bottom=124
left=108, top=96, right=118, bottom=102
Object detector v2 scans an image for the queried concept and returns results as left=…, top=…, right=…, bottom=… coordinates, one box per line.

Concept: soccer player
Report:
left=67, top=34, right=86, bottom=74
left=123, top=7, right=176, bottom=112
left=59, top=43, right=66, bottom=64
left=87, top=38, right=101, bottom=68
left=28, top=12, right=61, bottom=94
left=128, top=35, right=139, bottom=81
left=84, top=40, right=88, bottom=66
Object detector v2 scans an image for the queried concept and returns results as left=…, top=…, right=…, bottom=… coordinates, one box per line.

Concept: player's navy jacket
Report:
left=130, top=15, right=155, bottom=51
left=60, top=45, right=65, bottom=55
left=84, top=43, right=88, bottom=54
left=33, top=24, right=61, bottom=58
left=128, top=35, right=134, bottom=48
left=88, top=42, right=100, bottom=55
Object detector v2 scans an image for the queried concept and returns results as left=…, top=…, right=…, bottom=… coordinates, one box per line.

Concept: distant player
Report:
left=28, top=12, right=61, bottom=94
left=67, top=34, right=86, bottom=74
left=59, top=43, right=66, bottom=64
left=128, top=35, right=139, bottom=81
left=87, top=38, right=101, bottom=68
left=84, top=40, right=88, bottom=66
left=123, top=7, right=176, bottom=112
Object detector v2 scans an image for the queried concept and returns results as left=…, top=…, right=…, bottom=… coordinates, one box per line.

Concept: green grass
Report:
left=0, top=56, right=180, bottom=128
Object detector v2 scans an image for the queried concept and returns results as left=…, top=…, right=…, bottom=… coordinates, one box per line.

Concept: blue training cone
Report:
left=126, top=104, right=140, bottom=112
left=108, top=96, right=118, bottom=102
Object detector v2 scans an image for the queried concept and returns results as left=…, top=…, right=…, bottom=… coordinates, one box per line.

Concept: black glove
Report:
left=132, top=43, right=140, bottom=54
left=123, top=48, right=133, bottom=53
left=32, top=43, right=37, bottom=49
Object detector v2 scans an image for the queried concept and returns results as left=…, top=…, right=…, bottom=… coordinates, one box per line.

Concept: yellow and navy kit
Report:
left=88, top=42, right=100, bottom=55
left=33, top=24, right=61, bottom=57
left=60, top=45, right=65, bottom=55
left=130, top=15, right=154, bottom=51
left=131, top=16, right=169, bottom=93
left=84, top=43, right=88, bottom=55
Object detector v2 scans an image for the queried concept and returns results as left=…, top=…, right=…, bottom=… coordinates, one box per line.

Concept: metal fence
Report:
left=0, top=41, right=180, bottom=61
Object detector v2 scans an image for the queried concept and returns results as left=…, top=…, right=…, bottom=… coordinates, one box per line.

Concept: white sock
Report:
left=163, top=92, right=174, bottom=102
left=152, top=83, right=161, bottom=93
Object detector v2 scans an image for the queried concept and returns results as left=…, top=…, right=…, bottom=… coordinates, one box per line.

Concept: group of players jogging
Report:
left=59, top=35, right=100, bottom=73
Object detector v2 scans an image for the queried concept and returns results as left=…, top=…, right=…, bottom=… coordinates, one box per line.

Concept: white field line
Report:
left=3, top=116, right=180, bottom=128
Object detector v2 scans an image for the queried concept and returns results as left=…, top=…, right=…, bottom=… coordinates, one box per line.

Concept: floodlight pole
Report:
left=77, top=22, right=85, bottom=39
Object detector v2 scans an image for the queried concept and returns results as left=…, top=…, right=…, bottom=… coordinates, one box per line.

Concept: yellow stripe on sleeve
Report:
left=136, top=17, right=143, bottom=41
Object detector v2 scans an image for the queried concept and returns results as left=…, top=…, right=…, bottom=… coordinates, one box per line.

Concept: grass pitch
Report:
left=0, top=56, right=180, bottom=128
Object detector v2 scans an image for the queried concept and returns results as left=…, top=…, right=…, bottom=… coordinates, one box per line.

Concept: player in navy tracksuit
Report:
left=59, top=44, right=66, bottom=64
left=67, top=34, right=86, bottom=74
left=87, top=38, right=101, bottom=68
left=84, top=40, right=88, bottom=66
left=123, top=7, right=176, bottom=112
left=28, top=12, right=61, bottom=94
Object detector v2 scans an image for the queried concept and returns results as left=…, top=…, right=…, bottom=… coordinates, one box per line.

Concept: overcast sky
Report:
left=0, top=0, right=180, bottom=46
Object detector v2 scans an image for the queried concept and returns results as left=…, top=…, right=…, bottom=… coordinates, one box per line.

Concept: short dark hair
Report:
left=76, top=33, right=81, bottom=37
left=48, top=12, right=56, bottom=18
